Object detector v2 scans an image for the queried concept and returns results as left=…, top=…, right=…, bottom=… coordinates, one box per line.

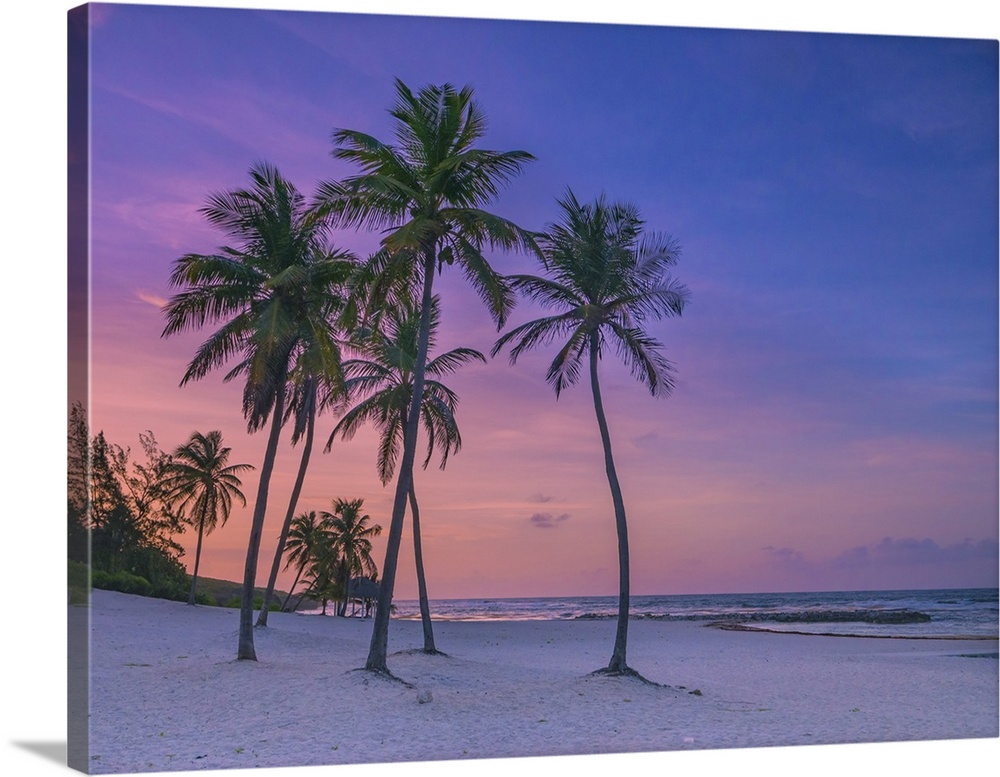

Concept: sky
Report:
left=70, top=0, right=998, bottom=601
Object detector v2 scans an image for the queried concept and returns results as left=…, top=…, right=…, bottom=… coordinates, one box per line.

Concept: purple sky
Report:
left=74, top=1, right=997, bottom=599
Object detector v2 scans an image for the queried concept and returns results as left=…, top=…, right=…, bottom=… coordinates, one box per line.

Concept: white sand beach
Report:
left=80, top=590, right=998, bottom=774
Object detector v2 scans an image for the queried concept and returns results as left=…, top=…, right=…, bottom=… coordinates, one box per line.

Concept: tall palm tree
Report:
left=281, top=510, right=323, bottom=611
left=492, top=190, right=689, bottom=678
left=329, top=295, right=481, bottom=651
left=316, top=79, right=539, bottom=675
left=162, top=162, right=350, bottom=660
left=320, top=498, right=382, bottom=617
left=160, top=430, right=253, bottom=605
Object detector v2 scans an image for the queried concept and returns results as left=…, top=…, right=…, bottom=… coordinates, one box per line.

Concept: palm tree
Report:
left=492, top=190, right=689, bottom=678
left=159, top=430, right=253, bottom=605
left=281, top=510, right=324, bottom=611
left=329, top=295, right=481, bottom=652
left=316, top=79, right=539, bottom=675
left=301, top=538, right=345, bottom=616
left=162, top=162, right=350, bottom=660
left=320, top=498, right=382, bottom=617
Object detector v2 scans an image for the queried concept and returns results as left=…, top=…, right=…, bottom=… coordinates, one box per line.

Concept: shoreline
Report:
left=84, top=589, right=998, bottom=774
left=376, top=587, right=998, bottom=641
left=710, top=622, right=999, bottom=640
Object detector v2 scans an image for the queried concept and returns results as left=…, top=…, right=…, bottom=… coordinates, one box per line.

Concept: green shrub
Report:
left=223, top=593, right=280, bottom=611
left=68, top=560, right=89, bottom=587
left=90, top=569, right=111, bottom=589
left=92, top=569, right=154, bottom=597
left=68, top=560, right=90, bottom=605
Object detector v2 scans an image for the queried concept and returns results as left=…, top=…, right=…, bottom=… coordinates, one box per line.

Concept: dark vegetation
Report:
left=68, top=403, right=348, bottom=614
left=68, top=403, right=191, bottom=603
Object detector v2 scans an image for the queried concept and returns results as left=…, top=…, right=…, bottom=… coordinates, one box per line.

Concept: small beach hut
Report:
left=347, top=577, right=380, bottom=617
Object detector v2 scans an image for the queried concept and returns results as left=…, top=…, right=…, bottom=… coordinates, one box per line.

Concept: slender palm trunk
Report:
left=238, top=375, right=287, bottom=661
left=409, top=482, right=438, bottom=653
left=187, top=507, right=208, bottom=605
left=292, top=585, right=311, bottom=613
left=280, top=565, right=305, bottom=610
left=365, top=249, right=437, bottom=673
left=339, top=564, right=350, bottom=617
left=257, top=387, right=316, bottom=627
left=589, top=336, right=631, bottom=672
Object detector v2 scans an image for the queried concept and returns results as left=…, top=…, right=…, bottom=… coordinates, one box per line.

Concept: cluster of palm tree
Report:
left=162, top=77, right=688, bottom=681
left=328, top=294, right=483, bottom=653
left=279, top=501, right=382, bottom=616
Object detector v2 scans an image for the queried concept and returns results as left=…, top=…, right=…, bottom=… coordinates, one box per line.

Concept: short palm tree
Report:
left=162, top=162, right=350, bottom=660
left=301, top=540, right=346, bottom=616
left=492, top=190, right=689, bottom=678
left=281, top=510, right=323, bottom=611
left=159, top=430, right=252, bottom=605
left=329, top=295, right=482, bottom=651
left=320, top=498, right=382, bottom=617
left=316, top=78, right=539, bottom=675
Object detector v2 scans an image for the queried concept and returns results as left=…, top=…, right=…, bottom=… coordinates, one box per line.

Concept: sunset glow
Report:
left=78, top=3, right=998, bottom=601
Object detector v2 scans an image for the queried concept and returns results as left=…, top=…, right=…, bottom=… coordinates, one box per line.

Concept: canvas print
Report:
left=67, top=2, right=998, bottom=774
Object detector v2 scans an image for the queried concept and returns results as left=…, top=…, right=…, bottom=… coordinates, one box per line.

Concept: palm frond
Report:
left=607, top=278, right=690, bottom=322
left=607, top=321, right=677, bottom=397
left=545, top=322, right=591, bottom=397
left=491, top=311, right=581, bottom=363
left=506, top=273, right=585, bottom=310
left=495, top=188, right=687, bottom=402
left=426, top=347, right=486, bottom=376
left=450, top=235, right=515, bottom=326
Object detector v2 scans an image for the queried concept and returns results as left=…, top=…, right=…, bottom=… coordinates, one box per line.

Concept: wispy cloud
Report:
left=136, top=290, right=168, bottom=309
left=529, top=512, right=570, bottom=529
left=97, top=80, right=335, bottom=184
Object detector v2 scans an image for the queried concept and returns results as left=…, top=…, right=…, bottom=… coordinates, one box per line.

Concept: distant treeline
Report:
left=67, top=403, right=294, bottom=609
left=68, top=403, right=191, bottom=603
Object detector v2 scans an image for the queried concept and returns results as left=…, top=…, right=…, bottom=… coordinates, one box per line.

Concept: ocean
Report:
left=384, top=588, right=999, bottom=640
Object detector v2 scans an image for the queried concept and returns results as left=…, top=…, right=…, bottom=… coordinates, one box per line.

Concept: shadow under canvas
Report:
left=13, top=741, right=68, bottom=766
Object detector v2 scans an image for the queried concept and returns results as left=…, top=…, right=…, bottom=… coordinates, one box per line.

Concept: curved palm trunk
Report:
left=280, top=565, right=305, bottom=611
left=589, top=336, right=631, bottom=673
left=291, top=584, right=311, bottom=613
left=238, top=375, right=287, bottom=661
left=257, top=388, right=316, bottom=627
left=365, top=250, right=437, bottom=673
left=187, top=505, right=208, bottom=605
left=408, top=482, right=438, bottom=653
